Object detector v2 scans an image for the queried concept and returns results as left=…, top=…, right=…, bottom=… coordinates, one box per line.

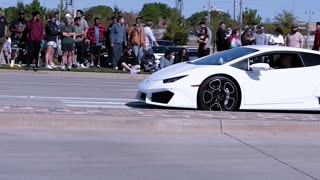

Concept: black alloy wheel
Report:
left=198, top=76, right=240, bottom=111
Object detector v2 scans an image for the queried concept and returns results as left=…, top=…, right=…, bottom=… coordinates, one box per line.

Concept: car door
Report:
left=243, top=52, right=320, bottom=105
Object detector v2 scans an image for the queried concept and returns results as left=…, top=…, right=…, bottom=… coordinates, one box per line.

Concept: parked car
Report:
left=136, top=45, right=320, bottom=111
left=187, top=47, right=198, bottom=61
left=168, top=46, right=184, bottom=56
left=152, top=46, right=168, bottom=66
left=156, top=40, right=175, bottom=47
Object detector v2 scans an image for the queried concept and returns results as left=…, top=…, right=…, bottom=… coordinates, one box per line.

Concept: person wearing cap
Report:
left=9, top=11, right=28, bottom=66
left=141, top=48, right=156, bottom=73
left=285, top=24, right=303, bottom=48
left=312, top=22, right=320, bottom=51
left=26, top=10, right=44, bottom=71
left=0, top=9, right=7, bottom=56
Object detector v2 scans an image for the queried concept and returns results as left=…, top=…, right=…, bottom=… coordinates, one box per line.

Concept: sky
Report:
left=1, top=0, right=320, bottom=23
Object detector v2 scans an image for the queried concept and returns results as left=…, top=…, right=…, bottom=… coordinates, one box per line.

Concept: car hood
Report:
left=148, top=62, right=209, bottom=80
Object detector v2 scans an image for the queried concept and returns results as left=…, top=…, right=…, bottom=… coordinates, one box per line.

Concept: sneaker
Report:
left=33, top=67, right=38, bottom=72
left=67, top=66, right=72, bottom=71
left=77, top=62, right=81, bottom=67
left=46, top=65, right=53, bottom=69
left=136, top=69, right=141, bottom=73
left=72, top=64, right=77, bottom=68
left=61, top=65, right=65, bottom=71
left=90, top=63, right=94, bottom=67
left=80, top=63, right=87, bottom=68
left=97, top=64, right=100, bottom=68
left=50, top=63, right=57, bottom=68
left=130, top=68, right=136, bottom=74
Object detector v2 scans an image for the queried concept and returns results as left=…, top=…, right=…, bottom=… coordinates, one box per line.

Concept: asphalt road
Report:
left=0, top=69, right=320, bottom=180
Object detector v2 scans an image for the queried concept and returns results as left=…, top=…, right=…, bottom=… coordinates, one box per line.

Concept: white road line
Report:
left=62, top=101, right=127, bottom=105
left=65, top=104, right=130, bottom=109
left=0, top=95, right=136, bottom=101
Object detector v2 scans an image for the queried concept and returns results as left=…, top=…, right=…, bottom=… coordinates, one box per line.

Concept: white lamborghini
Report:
left=136, top=46, right=320, bottom=111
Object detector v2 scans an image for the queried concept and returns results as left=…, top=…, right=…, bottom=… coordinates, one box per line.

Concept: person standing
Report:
left=45, top=14, right=60, bottom=69
left=144, top=21, right=158, bottom=51
left=312, top=22, right=320, bottom=51
left=253, top=25, right=268, bottom=45
left=0, top=9, right=8, bottom=56
left=60, top=18, right=75, bottom=71
left=110, top=16, right=127, bottom=70
left=26, top=11, right=44, bottom=71
left=87, top=17, right=107, bottom=67
left=269, top=27, right=284, bottom=46
left=229, top=29, right=241, bottom=48
left=241, top=27, right=255, bottom=46
left=106, top=16, right=117, bottom=67
left=216, top=21, right=229, bottom=51
left=74, top=17, right=86, bottom=68
left=10, top=11, right=28, bottom=66
left=199, top=22, right=212, bottom=53
left=75, top=10, right=89, bottom=39
left=197, top=27, right=209, bottom=58
left=129, top=17, right=146, bottom=63
left=285, top=24, right=303, bottom=48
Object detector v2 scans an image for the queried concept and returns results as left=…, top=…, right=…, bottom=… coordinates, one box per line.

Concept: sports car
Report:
left=136, top=46, right=320, bottom=111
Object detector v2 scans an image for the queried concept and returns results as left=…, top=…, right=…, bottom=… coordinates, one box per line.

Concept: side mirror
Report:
left=250, top=63, right=270, bottom=75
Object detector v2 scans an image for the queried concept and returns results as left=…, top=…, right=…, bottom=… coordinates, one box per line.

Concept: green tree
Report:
left=242, top=7, right=262, bottom=26
left=163, top=9, right=188, bottom=45
left=140, top=3, right=171, bottom=24
left=84, top=6, right=113, bottom=25
left=273, top=10, right=297, bottom=35
left=24, top=0, right=46, bottom=19
left=186, top=11, right=207, bottom=33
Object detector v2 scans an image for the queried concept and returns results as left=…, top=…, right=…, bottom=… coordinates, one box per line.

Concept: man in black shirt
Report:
left=216, top=21, right=229, bottom=51
left=10, top=11, right=28, bottom=65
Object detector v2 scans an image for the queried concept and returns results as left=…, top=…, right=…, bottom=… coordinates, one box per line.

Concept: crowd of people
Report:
left=0, top=9, right=320, bottom=73
left=0, top=9, right=163, bottom=73
left=212, top=21, right=320, bottom=53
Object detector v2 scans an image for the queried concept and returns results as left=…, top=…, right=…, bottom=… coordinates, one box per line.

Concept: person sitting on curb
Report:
left=141, top=48, right=156, bottom=73
left=156, top=49, right=174, bottom=71
left=120, top=48, right=141, bottom=74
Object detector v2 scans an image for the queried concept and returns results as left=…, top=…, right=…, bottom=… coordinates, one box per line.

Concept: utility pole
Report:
left=233, top=0, right=236, bottom=21
left=59, top=0, right=63, bottom=22
left=239, top=0, right=243, bottom=29
left=306, top=10, right=315, bottom=49
left=207, top=0, right=211, bottom=27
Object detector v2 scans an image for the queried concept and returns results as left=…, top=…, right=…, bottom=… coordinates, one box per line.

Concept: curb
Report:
left=0, top=69, right=148, bottom=80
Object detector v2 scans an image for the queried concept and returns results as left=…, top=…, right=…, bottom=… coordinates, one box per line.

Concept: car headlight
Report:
left=163, top=75, right=188, bottom=84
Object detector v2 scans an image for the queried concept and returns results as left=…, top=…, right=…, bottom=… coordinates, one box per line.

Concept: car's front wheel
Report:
left=198, top=76, right=240, bottom=111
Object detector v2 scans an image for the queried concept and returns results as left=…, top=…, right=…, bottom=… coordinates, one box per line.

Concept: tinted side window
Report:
left=299, top=52, right=320, bottom=67
left=232, top=59, right=248, bottom=71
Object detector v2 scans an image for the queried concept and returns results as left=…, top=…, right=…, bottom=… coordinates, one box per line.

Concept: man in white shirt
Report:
left=269, top=27, right=284, bottom=46
left=144, top=21, right=158, bottom=51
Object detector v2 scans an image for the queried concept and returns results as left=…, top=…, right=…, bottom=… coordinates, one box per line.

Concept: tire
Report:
left=198, top=76, right=240, bottom=111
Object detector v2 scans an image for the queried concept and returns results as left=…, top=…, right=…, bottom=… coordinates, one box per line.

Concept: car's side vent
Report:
left=318, top=97, right=320, bottom=105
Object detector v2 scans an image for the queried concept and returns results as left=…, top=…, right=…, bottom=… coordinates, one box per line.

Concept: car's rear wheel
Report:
left=198, top=76, right=240, bottom=111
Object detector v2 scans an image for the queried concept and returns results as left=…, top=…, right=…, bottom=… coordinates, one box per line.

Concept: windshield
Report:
left=191, top=47, right=258, bottom=65
left=152, top=46, right=168, bottom=53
